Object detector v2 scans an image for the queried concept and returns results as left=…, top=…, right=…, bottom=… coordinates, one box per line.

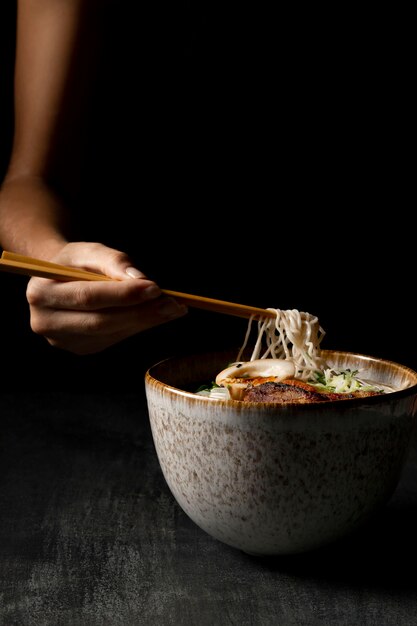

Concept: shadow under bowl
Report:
left=145, top=350, right=417, bottom=555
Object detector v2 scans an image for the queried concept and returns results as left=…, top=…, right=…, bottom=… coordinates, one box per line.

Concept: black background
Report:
left=1, top=2, right=414, bottom=391
left=1, top=8, right=416, bottom=622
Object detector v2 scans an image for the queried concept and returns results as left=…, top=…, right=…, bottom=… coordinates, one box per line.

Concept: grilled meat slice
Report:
left=241, top=378, right=382, bottom=403
left=281, top=378, right=382, bottom=400
left=242, top=381, right=327, bottom=404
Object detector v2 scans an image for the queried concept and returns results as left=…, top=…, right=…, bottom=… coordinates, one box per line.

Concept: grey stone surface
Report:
left=1, top=391, right=417, bottom=625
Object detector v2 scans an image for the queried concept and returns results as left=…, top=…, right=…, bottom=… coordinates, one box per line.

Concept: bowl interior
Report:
left=145, top=349, right=417, bottom=555
left=147, top=349, right=417, bottom=398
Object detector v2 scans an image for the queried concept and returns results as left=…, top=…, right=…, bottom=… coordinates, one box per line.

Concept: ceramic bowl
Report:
left=145, top=350, right=417, bottom=555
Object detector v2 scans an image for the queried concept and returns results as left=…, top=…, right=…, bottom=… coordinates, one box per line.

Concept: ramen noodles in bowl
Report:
left=145, top=309, right=417, bottom=555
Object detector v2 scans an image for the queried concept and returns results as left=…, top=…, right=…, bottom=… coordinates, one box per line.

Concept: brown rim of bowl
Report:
left=145, top=350, right=417, bottom=408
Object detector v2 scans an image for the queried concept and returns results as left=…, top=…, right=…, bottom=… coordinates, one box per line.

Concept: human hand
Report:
left=25, top=242, right=188, bottom=354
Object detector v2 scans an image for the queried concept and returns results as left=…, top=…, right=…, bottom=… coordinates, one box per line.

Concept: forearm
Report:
left=0, top=0, right=97, bottom=260
left=0, top=175, right=68, bottom=259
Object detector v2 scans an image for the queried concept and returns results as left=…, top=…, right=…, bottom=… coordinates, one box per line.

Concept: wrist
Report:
left=0, top=176, right=69, bottom=259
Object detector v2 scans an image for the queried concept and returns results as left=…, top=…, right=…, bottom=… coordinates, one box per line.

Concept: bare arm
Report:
left=0, top=0, right=187, bottom=354
left=0, top=0, right=89, bottom=257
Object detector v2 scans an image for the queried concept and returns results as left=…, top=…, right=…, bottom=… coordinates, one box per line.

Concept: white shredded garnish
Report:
left=310, top=368, right=385, bottom=394
left=195, top=387, right=230, bottom=400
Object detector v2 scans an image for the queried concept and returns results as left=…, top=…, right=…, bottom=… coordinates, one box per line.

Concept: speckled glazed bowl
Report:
left=145, top=350, right=417, bottom=555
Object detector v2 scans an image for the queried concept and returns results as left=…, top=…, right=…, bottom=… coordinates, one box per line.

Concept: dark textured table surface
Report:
left=1, top=391, right=417, bottom=626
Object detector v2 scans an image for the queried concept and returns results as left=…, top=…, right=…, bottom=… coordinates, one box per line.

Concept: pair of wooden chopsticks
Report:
left=0, top=250, right=276, bottom=320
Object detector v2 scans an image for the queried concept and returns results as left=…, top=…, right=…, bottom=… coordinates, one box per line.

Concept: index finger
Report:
left=26, top=276, right=162, bottom=311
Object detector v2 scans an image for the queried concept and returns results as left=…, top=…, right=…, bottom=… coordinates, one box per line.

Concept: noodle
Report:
left=195, top=307, right=389, bottom=400
left=236, top=309, right=326, bottom=381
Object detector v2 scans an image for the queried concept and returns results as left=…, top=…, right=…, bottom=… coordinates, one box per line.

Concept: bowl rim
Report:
left=145, top=349, right=417, bottom=409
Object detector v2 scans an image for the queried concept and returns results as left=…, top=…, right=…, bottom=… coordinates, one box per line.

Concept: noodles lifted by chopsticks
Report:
left=236, top=309, right=327, bottom=381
